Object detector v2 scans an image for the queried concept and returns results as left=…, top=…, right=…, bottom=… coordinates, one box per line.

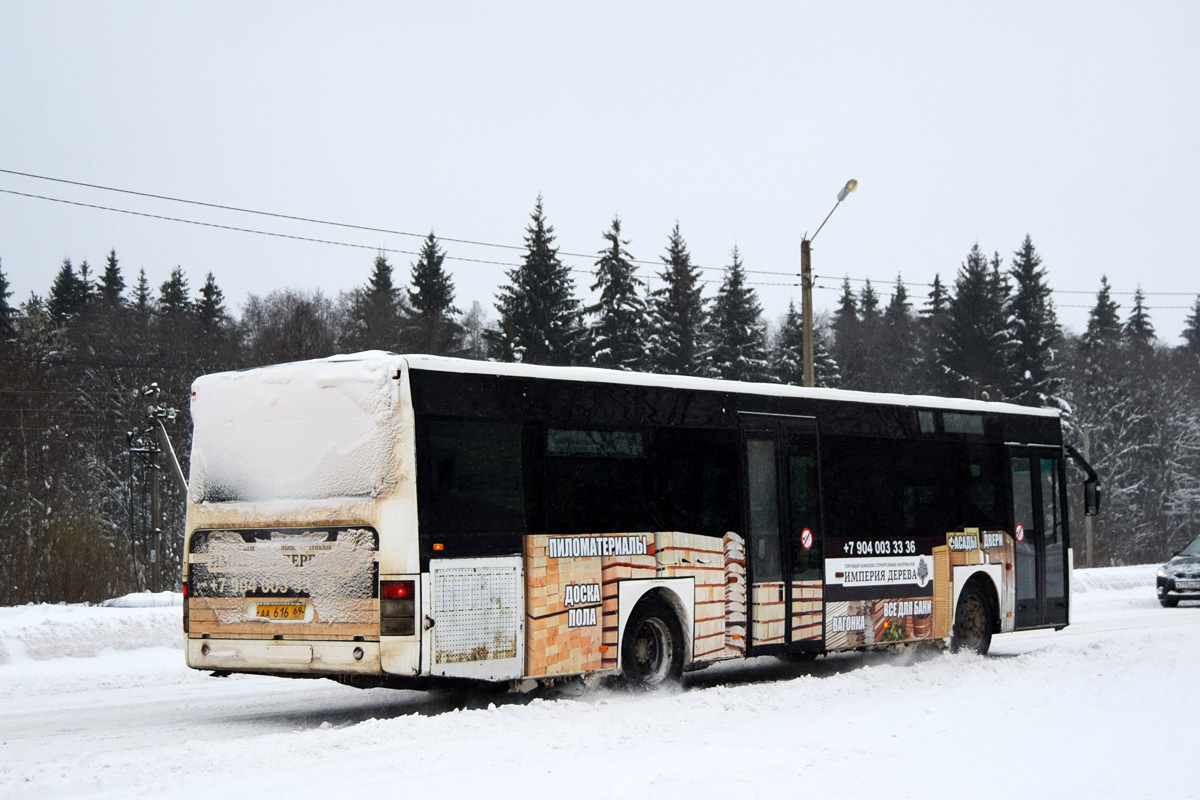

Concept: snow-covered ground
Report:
left=1, top=566, right=1195, bottom=799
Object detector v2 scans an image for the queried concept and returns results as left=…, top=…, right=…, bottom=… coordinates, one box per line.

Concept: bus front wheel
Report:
left=950, top=584, right=993, bottom=655
left=621, top=600, right=684, bottom=687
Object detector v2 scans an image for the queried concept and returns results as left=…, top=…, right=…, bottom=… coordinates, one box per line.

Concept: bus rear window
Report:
left=420, top=419, right=534, bottom=538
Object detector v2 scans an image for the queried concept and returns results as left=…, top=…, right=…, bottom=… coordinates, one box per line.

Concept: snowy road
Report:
left=2, top=565, right=1197, bottom=799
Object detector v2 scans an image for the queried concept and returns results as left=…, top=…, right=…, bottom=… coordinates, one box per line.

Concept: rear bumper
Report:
left=186, top=637, right=382, bottom=675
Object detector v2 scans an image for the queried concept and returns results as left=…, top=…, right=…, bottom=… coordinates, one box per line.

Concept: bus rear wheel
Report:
left=621, top=601, right=684, bottom=688
left=951, top=584, right=993, bottom=655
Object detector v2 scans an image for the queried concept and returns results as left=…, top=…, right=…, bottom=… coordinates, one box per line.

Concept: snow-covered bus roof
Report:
left=194, top=350, right=1059, bottom=421
left=398, top=353, right=1060, bottom=419
left=395, top=352, right=1057, bottom=419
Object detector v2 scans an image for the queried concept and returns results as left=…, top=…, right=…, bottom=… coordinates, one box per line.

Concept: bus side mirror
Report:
left=1084, top=480, right=1101, bottom=516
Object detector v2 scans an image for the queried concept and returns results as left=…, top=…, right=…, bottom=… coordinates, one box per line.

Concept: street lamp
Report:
left=801, top=179, right=858, bottom=387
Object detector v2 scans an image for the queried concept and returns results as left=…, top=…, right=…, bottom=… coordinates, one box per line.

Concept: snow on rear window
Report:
left=190, top=355, right=402, bottom=503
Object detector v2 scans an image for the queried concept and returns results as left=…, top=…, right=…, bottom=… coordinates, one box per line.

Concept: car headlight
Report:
left=1158, top=567, right=1168, bottom=578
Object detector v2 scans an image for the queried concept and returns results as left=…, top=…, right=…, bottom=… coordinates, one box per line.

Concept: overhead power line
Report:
left=1, top=167, right=802, bottom=277
left=0, top=187, right=755, bottom=289
left=818, top=274, right=1198, bottom=297
left=0, top=188, right=522, bottom=269
left=3, top=168, right=1197, bottom=300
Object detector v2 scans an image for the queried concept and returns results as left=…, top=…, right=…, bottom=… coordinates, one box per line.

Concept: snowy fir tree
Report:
left=98, top=249, right=125, bottom=307
left=407, top=232, right=465, bottom=356
left=196, top=272, right=235, bottom=368
left=772, top=300, right=839, bottom=387
left=1183, top=296, right=1200, bottom=356
left=0, top=258, right=14, bottom=345
left=831, top=277, right=862, bottom=388
left=1080, top=276, right=1122, bottom=353
left=47, top=258, right=88, bottom=325
left=936, top=243, right=1012, bottom=400
left=586, top=217, right=646, bottom=370
left=855, top=279, right=888, bottom=390
left=1005, top=235, right=1062, bottom=408
left=646, top=223, right=707, bottom=375
left=708, top=246, right=769, bottom=382
left=342, top=253, right=407, bottom=353
left=879, top=276, right=921, bottom=392
left=490, top=196, right=582, bottom=366
left=1123, top=286, right=1156, bottom=356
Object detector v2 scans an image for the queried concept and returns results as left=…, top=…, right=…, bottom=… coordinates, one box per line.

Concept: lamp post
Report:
left=801, top=179, right=858, bottom=387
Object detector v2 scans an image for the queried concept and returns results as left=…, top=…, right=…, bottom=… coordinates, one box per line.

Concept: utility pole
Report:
left=801, top=238, right=814, bottom=388
left=1083, top=425, right=1094, bottom=567
left=801, top=179, right=857, bottom=387
left=151, top=447, right=162, bottom=593
left=127, top=383, right=186, bottom=594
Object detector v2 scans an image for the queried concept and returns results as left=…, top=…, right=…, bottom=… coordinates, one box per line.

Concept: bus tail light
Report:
left=182, top=580, right=190, bottom=633
left=380, top=580, right=416, bottom=636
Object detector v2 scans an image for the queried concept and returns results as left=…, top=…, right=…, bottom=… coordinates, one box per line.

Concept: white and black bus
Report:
left=183, top=353, right=1100, bottom=687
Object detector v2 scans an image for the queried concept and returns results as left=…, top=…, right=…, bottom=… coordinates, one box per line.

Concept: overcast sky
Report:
left=2, top=2, right=1197, bottom=343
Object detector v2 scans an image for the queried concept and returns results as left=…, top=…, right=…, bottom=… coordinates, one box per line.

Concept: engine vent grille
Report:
left=432, top=562, right=522, bottom=665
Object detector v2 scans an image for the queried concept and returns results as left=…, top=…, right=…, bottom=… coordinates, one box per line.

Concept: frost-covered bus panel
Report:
left=184, top=353, right=1095, bottom=688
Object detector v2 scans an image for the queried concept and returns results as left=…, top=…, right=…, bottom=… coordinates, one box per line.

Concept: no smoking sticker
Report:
left=1015, top=523, right=1025, bottom=542
left=801, top=528, right=814, bottom=550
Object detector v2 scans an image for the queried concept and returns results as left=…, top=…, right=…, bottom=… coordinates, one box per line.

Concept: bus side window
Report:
left=545, top=429, right=648, bottom=535
left=822, top=436, right=900, bottom=543
left=422, top=419, right=530, bottom=536
left=647, top=428, right=739, bottom=538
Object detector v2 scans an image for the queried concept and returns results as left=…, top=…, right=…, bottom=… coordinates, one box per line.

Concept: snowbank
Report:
left=0, top=600, right=182, bottom=666
left=1070, top=563, right=1157, bottom=592
left=101, top=590, right=182, bottom=608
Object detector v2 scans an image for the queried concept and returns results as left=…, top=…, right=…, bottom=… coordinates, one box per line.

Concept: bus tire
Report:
left=621, top=600, right=684, bottom=688
left=950, top=583, right=993, bottom=655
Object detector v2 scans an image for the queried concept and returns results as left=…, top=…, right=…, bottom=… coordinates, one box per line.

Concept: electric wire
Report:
left=3, top=170, right=1198, bottom=301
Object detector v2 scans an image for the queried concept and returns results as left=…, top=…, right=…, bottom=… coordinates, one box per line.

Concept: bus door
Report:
left=1008, top=445, right=1069, bottom=628
left=740, top=414, right=825, bottom=654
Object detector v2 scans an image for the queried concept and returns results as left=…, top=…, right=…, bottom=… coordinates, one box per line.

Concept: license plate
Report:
left=255, top=603, right=307, bottom=620
left=1176, top=580, right=1200, bottom=590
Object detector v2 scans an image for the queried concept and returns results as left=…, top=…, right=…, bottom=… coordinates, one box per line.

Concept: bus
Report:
left=182, top=352, right=1100, bottom=689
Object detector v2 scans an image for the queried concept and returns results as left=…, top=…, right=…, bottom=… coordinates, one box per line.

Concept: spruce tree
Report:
left=923, top=274, right=949, bottom=319
left=857, top=279, right=886, bottom=390
left=831, top=277, right=862, bottom=388
left=407, top=232, right=465, bottom=356
left=1183, top=296, right=1200, bottom=355
left=914, top=273, right=949, bottom=393
left=1123, top=286, right=1156, bottom=354
left=77, top=260, right=94, bottom=305
left=1081, top=276, right=1122, bottom=352
left=133, top=269, right=154, bottom=334
left=195, top=272, right=236, bottom=367
left=773, top=300, right=839, bottom=387
left=48, top=258, right=87, bottom=325
left=158, top=267, right=191, bottom=316
left=587, top=217, right=646, bottom=371
left=491, top=196, right=581, bottom=365
left=937, top=243, right=1012, bottom=400
left=1006, top=235, right=1062, bottom=408
left=343, top=253, right=407, bottom=352
left=880, top=276, right=920, bottom=393
left=647, top=223, right=706, bottom=375
left=774, top=301, right=805, bottom=385
left=709, top=246, right=769, bottom=382
left=99, top=249, right=125, bottom=306
left=196, top=273, right=228, bottom=336
left=0, top=258, right=13, bottom=345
